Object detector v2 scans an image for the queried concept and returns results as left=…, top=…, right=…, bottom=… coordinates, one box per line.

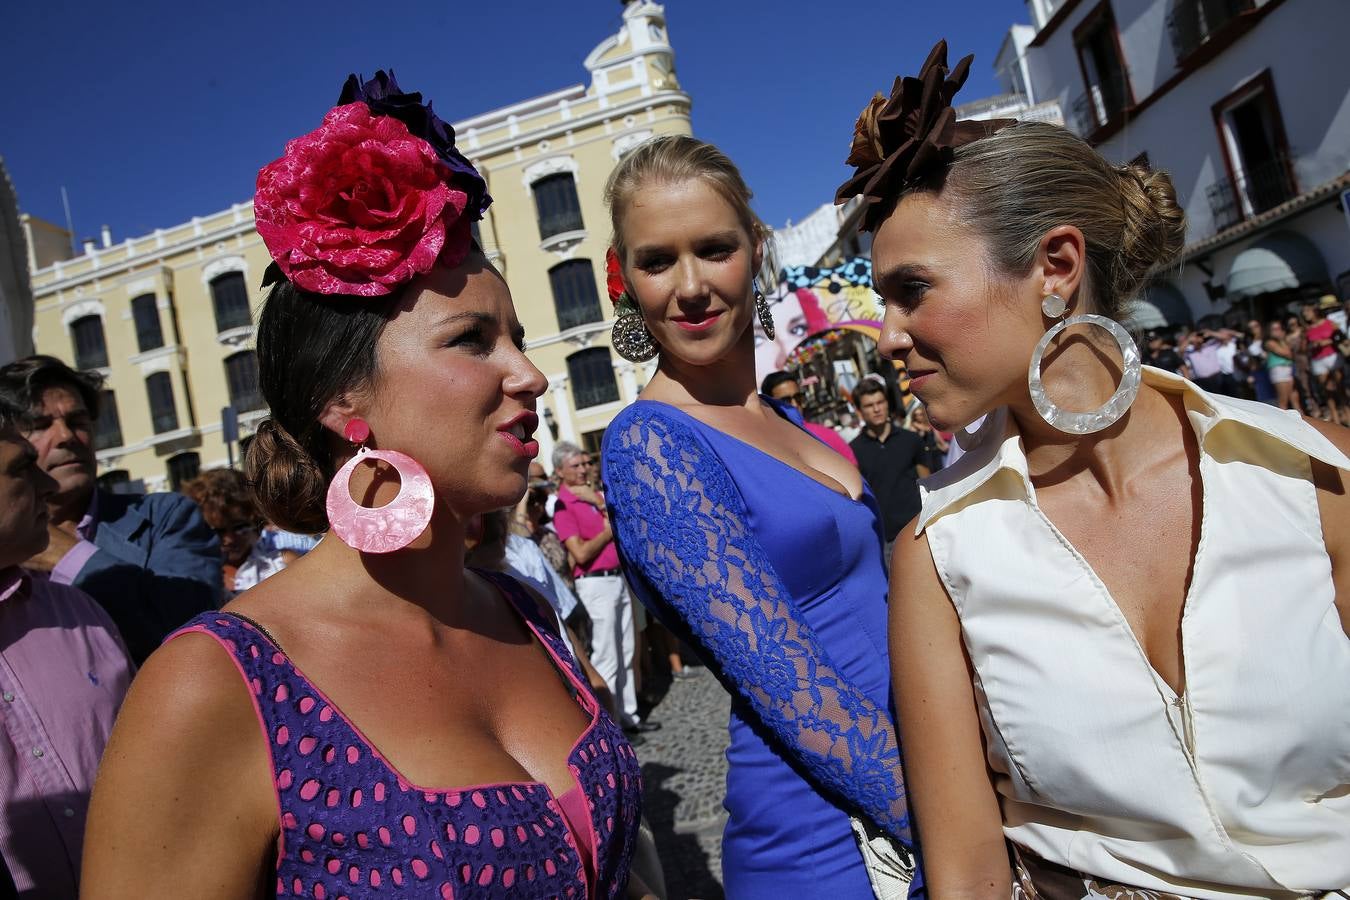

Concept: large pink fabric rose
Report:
left=254, top=102, right=471, bottom=297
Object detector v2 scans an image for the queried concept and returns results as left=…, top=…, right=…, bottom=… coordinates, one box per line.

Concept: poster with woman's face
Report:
left=754, top=286, right=819, bottom=381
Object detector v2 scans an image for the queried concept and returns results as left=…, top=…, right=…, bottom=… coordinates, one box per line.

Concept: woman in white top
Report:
left=836, top=43, right=1350, bottom=897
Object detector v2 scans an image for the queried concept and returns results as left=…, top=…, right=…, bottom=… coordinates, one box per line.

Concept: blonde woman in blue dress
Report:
left=837, top=42, right=1350, bottom=898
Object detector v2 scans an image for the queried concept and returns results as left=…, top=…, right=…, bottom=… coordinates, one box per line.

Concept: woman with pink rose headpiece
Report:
left=84, top=72, right=651, bottom=900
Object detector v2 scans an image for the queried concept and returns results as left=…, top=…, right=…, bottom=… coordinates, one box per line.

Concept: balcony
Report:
left=955, top=92, right=1028, bottom=120
left=1167, top=0, right=1255, bottom=63
left=556, top=298, right=605, bottom=333
left=1070, top=73, right=1130, bottom=141
left=1206, top=154, right=1299, bottom=233
left=538, top=209, right=585, bottom=241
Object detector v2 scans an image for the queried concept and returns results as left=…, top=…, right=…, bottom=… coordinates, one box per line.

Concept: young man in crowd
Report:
left=849, top=376, right=930, bottom=561
left=0, top=402, right=132, bottom=896
left=0, top=356, right=221, bottom=663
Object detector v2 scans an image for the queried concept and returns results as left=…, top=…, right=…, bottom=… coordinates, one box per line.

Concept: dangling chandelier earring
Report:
left=1027, top=293, right=1143, bottom=434
left=611, top=304, right=657, bottom=362
left=754, top=281, right=775, bottom=340
left=325, top=418, right=435, bottom=553
left=606, top=246, right=657, bottom=363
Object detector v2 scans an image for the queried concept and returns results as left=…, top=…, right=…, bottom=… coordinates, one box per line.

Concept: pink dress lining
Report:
left=557, top=785, right=596, bottom=889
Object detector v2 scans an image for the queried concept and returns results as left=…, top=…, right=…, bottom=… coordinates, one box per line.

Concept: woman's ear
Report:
left=1035, top=225, right=1088, bottom=308
left=752, top=237, right=765, bottom=280
left=318, top=395, right=359, bottom=440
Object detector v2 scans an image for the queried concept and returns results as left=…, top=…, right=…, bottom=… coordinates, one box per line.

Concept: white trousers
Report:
left=574, top=574, right=638, bottom=725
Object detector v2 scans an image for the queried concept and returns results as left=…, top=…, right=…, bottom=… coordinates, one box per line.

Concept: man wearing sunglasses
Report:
left=760, top=370, right=859, bottom=465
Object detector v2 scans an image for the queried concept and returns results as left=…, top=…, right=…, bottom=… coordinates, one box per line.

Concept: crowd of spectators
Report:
left=1143, top=294, right=1350, bottom=423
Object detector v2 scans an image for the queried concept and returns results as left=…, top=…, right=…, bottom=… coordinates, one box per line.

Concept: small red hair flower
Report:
left=605, top=247, right=629, bottom=306
left=254, top=102, right=471, bottom=297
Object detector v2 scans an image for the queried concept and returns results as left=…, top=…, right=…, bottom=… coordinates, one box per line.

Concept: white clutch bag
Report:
left=849, top=815, right=916, bottom=900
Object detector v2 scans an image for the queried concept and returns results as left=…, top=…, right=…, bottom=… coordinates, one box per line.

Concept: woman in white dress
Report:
left=837, top=42, right=1350, bottom=898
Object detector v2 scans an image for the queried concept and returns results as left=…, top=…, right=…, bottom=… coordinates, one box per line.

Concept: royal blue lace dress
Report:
left=603, top=398, right=921, bottom=898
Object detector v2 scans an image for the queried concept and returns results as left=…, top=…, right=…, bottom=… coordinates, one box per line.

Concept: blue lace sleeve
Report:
left=603, top=406, right=914, bottom=846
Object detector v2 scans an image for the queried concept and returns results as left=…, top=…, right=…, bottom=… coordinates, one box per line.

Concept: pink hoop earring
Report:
left=325, top=418, right=434, bottom=553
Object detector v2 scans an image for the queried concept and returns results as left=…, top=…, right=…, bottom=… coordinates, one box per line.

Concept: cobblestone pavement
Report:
left=636, top=666, right=731, bottom=900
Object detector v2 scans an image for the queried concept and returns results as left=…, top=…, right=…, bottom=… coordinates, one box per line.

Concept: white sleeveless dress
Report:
left=917, top=367, right=1350, bottom=898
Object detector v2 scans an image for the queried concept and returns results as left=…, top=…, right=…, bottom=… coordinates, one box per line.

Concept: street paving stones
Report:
left=636, top=667, right=731, bottom=900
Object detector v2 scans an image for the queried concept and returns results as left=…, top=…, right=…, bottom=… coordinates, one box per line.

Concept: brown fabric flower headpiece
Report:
left=835, top=40, right=1014, bottom=232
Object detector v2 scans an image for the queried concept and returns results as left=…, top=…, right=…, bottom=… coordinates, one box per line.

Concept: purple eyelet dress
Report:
left=169, top=569, right=642, bottom=899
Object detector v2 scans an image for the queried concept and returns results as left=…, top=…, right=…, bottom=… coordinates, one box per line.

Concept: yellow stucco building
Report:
left=24, top=1, right=690, bottom=491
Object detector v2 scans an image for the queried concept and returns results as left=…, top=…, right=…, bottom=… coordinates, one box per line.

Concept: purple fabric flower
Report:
left=338, top=70, right=492, bottom=218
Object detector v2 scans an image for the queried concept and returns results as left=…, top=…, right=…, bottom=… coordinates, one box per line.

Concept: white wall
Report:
left=1022, top=0, right=1350, bottom=318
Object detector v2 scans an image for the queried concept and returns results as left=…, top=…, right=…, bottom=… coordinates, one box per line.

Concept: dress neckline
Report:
left=633, top=397, right=868, bottom=503
left=216, top=574, right=602, bottom=800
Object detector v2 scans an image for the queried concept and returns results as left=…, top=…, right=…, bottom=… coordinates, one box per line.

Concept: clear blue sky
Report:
left=1, top=0, right=1018, bottom=244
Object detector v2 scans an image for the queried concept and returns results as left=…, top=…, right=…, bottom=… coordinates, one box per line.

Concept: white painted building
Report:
left=1009, top=0, right=1349, bottom=326
left=956, top=23, right=1065, bottom=126
left=770, top=203, right=851, bottom=269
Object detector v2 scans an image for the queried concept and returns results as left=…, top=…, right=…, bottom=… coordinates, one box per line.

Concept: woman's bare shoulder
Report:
left=115, top=628, right=262, bottom=751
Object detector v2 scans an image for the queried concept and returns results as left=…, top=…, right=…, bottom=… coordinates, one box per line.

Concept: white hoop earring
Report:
left=1027, top=313, right=1142, bottom=435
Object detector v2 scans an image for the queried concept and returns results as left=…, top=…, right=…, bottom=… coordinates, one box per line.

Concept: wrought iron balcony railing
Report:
left=1167, top=0, right=1254, bottom=63
left=555, top=298, right=604, bottom=333
left=151, top=411, right=180, bottom=435
left=1070, top=72, right=1130, bottom=139
left=538, top=209, right=585, bottom=241
left=1205, top=153, right=1298, bottom=233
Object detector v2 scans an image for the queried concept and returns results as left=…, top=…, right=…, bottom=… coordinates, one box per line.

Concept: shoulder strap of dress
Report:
left=475, top=569, right=586, bottom=683
left=169, top=611, right=368, bottom=783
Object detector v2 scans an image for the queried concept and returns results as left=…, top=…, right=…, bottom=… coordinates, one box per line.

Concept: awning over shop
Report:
left=1226, top=230, right=1329, bottom=299
left=1124, top=281, right=1193, bottom=329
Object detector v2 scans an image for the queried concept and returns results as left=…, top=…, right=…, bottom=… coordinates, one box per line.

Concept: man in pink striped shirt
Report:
left=0, top=411, right=132, bottom=897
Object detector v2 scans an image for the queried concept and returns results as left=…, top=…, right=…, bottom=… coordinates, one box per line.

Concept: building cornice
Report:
left=32, top=214, right=257, bottom=297
left=470, top=89, right=691, bottom=162
left=454, top=84, right=589, bottom=132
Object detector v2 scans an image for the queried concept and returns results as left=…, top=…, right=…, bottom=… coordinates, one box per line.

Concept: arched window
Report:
left=532, top=173, right=584, bottom=240
left=224, top=351, right=264, bottom=412
left=70, top=315, right=108, bottom=369
left=567, top=348, right=619, bottom=410
left=145, top=372, right=178, bottom=434
left=131, top=293, right=164, bottom=352
left=94, top=390, right=123, bottom=450
left=209, top=272, right=251, bottom=333
left=549, top=260, right=603, bottom=332
left=167, top=452, right=200, bottom=491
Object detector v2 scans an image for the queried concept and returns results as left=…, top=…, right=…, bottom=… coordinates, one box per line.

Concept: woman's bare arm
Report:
left=1305, top=418, right=1350, bottom=636
left=890, top=520, right=1011, bottom=897
left=82, top=632, right=278, bottom=899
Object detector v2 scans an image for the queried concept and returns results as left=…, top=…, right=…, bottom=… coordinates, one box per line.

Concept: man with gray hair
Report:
left=550, top=442, right=654, bottom=740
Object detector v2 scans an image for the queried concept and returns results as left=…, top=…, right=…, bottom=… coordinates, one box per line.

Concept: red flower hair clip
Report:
left=605, top=247, right=635, bottom=312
